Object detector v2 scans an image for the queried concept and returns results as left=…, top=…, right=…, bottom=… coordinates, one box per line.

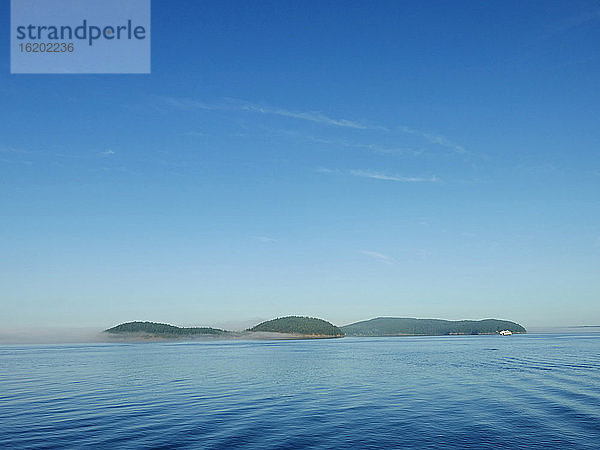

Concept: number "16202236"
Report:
left=19, top=42, right=74, bottom=52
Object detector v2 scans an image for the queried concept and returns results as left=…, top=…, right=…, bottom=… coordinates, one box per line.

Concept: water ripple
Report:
left=1, top=334, right=600, bottom=449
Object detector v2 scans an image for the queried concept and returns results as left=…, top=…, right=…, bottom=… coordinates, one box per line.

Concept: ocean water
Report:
left=1, top=334, right=600, bottom=449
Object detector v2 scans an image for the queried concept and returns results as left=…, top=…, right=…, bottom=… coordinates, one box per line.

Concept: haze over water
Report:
left=2, top=333, right=599, bottom=449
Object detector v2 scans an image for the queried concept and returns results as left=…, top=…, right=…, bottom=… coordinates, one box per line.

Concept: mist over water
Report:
left=0, top=328, right=309, bottom=345
left=0, top=327, right=105, bottom=345
left=2, top=334, right=600, bottom=449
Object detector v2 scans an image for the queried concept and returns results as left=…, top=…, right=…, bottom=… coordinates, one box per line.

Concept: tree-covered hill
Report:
left=249, top=316, right=344, bottom=337
left=342, top=317, right=526, bottom=336
left=105, top=321, right=228, bottom=336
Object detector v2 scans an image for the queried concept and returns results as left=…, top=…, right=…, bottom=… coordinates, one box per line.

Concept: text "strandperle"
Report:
left=15, top=19, right=146, bottom=46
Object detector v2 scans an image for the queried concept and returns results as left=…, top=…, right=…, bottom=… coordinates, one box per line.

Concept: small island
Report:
left=248, top=316, right=344, bottom=338
left=104, top=321, right=228, bottom=340
left=341, top=317, right=526, bottom=336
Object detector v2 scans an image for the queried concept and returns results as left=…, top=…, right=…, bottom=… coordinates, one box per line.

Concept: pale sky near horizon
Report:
left=1, top=0, right=600, bottom=331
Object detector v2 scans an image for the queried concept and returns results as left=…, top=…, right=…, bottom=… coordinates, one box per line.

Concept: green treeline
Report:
left=105, top=321, right=227, bottom=336
left=105, top=316, right=526, bottom=339
left=341, top=317, right=526, bottom=336
left=249, top=316, right=344, bottom=336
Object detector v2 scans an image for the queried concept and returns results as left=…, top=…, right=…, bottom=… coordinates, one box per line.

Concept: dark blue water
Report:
left=2, top=334, right=600, bottom=449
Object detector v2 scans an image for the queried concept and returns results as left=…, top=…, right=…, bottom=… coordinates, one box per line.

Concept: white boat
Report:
left=499, top=330, right=512, bottom=336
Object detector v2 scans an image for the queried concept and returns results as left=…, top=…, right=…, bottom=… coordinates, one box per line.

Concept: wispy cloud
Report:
left=513, top=163, right=556, bottom=175
left=398, top=126, right=468, bottom=154
left=295, top=132, right=420, bottom=156
left=165, top=97, right=383, bottom=131
left=315, top=167, right=339, bottom=174
left=349, top=169, right=439, bottom=183
left=98, top=149, right=115, bottom=157
left=540, top=8, right=600, bottom=40
left=240, top=104, right=384, bottom=130
left=254, top=104, right=471, bottom=155
left=164, top=97, right=217, bottom=110
left=253, top=236, right=278, bottom=243
left=316, top=167, right=439, bottom=183
left=164, top=96, right=471, bottom=156
left=0, top=147, right=32, bottom=155
left=360, top=250, right=392, bottom=263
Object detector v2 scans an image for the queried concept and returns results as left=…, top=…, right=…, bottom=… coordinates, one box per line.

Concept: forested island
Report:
left=104, top=316, right=525, bottom=340
left=341, top=317, right=526, bottom=336
left=104, top=321, right=228, bottom=339
left=248, top=316, right=344, bottom=337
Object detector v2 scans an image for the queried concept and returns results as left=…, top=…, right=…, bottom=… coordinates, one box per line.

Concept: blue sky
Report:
left=1, top=0, right=599, bottom=330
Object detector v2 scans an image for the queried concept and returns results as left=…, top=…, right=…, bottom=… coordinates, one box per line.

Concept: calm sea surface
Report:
left=1, top=334, right=600, bottom=449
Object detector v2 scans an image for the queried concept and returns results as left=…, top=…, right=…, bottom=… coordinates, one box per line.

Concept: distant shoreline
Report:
left=0, top=317, right=532, bottom=344
left=102, top=317, right=526, bottom=341
left=102, top=332, right=517, bottom=343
